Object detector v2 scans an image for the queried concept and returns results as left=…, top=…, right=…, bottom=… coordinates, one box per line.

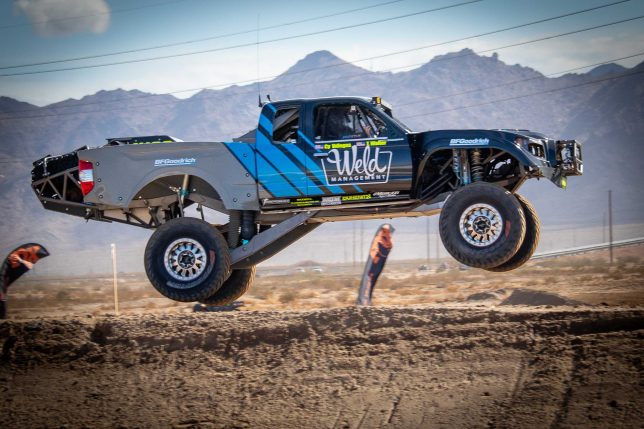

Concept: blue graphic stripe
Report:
left=265, top=103, right=277, bottom=113
left=256, top=151, right=300, bottom=197
left=280, top=144, right=326, bottom=196
left=297, top=131, right=363, bottom=194
left=256, top=131, right=308, bottom=195
left=259, top=114, right=273, bottom=134
left=284, top=142, right=345, bottom=195
left=224, top=142, right=257, bottom=179
left=298, top=131, right=315, bottom=148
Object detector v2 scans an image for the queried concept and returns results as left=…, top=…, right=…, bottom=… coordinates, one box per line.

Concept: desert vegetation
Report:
left=4, top=245, right=642, bottom=319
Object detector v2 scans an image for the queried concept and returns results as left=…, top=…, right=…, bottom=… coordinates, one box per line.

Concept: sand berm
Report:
left=1, top=305, right=643, bottom=428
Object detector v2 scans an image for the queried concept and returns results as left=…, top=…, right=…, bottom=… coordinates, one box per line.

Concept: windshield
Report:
left=375, top=104, right=413, bottom=132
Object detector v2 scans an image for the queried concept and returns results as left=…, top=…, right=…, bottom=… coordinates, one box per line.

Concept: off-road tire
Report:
left=199, top=266, right=256, bottom=306
left=144, top=217, right=231, bottom=302
left=439, top=182, right=526, bottom=269
left=487, top=194, right=541, bottom=272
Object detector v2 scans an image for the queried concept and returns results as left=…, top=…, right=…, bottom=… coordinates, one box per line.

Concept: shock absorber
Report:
left=240, top=210, right=256, bottom=243
left=452, top=149, right=461, bottom=184
left=470, top=149, right=483, bottom=182
left=460, top=150, right=471, bottom=185
left=227, top=210, right=241, bottom=248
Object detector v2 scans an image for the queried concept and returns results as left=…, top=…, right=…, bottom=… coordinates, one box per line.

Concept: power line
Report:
left=0, top=0, right=403, bottom=70
left=0, top=0, right=629, bottom=77
left=320, top=0, right=635, bottom=71
left=395, top=51, right=644, bottom=107
left=0, top=0, right=190, bottom=31
left=0, top=53, right=640, bottom=151
left=399, top=69, right=644, bottom=120
left=0, top=1, right=485, bottom=76
left=0, top=14, right=640, bottom=119
left=2, top=66, right=635, bottom=166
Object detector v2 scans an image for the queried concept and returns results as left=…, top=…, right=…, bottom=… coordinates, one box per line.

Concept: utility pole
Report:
left=602, top=212, right=606, bottom=243
left=352, top=222, right=356, bottom=268
left=608, top=190, right=614, bottom=264
left=360, top=221, right=364, bottom=262
left=435, top=217, right=440, bottom=263
left=111, top=243, right=119, bottom=316
left=426, top=216, right=430, bottom=263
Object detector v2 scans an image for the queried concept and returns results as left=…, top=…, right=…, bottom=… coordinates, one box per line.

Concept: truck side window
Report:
left=315, top=104, right=388, bottom=140
left=360, top=106, right=389, bottom=138
left=272, top=107, right=299, bottom=143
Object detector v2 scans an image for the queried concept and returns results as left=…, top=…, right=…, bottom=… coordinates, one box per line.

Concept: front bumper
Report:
left=549, top=140, right=583, bottom=188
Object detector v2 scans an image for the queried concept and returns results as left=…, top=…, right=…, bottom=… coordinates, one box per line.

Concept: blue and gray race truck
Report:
left=31, top=96, right=582, bottom=304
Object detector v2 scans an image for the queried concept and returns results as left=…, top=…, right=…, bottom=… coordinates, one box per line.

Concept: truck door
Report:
left=255, top=104, right=326, bottom=209
left=300, top=102, right=412, bottom=204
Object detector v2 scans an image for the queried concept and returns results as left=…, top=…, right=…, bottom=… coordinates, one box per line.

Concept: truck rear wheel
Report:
left=486, top=194, right=540, bottom=272
left=144, top=217, right=231, bottom=302
left=439, top=182, right=526, bottom=269
left=199, top=267, right=256, bottom=306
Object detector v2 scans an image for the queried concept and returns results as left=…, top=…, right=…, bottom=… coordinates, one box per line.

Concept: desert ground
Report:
left=1, top=245, right=643, bottom=428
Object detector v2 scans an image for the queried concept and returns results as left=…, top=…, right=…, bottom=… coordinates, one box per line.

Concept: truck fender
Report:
left=80, top=143, right=259, bottom=211
left=125, top=169, right=254, bottom=212
left=416, top=134, right=540, bottom=181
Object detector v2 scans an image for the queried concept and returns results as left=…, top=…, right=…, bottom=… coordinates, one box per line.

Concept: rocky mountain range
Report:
left=1, top=49, right=642, bottom=264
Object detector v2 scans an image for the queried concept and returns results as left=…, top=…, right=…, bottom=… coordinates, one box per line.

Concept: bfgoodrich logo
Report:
left=321, top=145, right=392, bottom=185
left=154, top=158, right=197, bottom=167
left=449, top=138, right=490, bottom=146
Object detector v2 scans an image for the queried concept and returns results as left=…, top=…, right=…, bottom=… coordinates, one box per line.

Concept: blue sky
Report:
left=0, top=0, right=643, bottom=106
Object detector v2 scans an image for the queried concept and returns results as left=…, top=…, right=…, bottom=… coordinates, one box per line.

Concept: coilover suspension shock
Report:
left=470, top=149, right=483, bottom=182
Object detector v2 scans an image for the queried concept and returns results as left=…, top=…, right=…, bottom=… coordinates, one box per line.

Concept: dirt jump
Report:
left=1, top=305, right=642, bottom=428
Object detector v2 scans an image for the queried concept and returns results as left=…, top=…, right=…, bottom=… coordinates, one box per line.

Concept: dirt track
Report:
left=1, top=306, right=643, bottom=428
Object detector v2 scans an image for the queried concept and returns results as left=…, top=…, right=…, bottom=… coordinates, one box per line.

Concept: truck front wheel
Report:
left=439, top=182, right=526, bottom=269
left=144, top=217, right=231, bottom=302
left=199, top=267, right=256, bottom=306
left=486, top=194, right=540, bottom=272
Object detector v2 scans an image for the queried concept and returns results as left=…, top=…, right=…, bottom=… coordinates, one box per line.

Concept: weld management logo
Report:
left=321, top=145, right=392, bottom=185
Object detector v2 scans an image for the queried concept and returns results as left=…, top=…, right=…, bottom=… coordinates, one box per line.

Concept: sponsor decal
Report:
left=290, top=197, right=317, bottom=207
left=373, top=191, right=400, bottom=198
left=314, top=144, right=324, bottom=150
left=321, top=145, right=392, bottom=185
left=154, top=157, right=197, bottom=167
left=321, top=196, right=341, bottom=206
left=367, top=139, right=387, bottom=147
left=342, top=194, right=372, bottom=202
left=323, top=142, right=352, bottom=150
left=262, top=198, right=289, bottom=205
left=449, top=138, right=490, bottom=146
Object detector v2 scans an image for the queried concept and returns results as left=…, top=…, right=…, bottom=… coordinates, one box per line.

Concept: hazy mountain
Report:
left=586, top=63, right=628, bottom=77
left=0, top=49, right=642, bottom=266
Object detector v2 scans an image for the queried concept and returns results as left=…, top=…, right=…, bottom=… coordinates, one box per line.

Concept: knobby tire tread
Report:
left=144, top=217, right=231, bottom=302
left=199, top=266, right=256, bottom=306
left=439, top=182, right=526, bottom=269
left=487, top=194, right=541, bottom=272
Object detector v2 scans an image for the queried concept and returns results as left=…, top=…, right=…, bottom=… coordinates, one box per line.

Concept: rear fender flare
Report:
left=79, top=143, right=259, bottom=211
left=128, top=173, right=227, bottom=212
